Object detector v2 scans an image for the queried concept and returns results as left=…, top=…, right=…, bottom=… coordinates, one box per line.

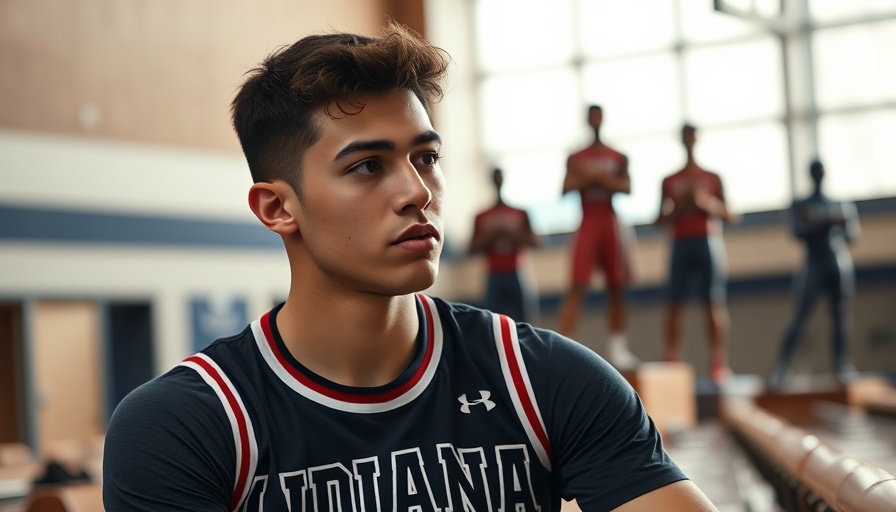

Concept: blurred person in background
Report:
left=655, top=123, right=735, bottom=384
left=558, top=105, right=640, bottom=370
left=469, top=167, right=539, bottom=323
left=769, top=159, right=860, bottom=390
left=103, top=23, right=718, bottom=512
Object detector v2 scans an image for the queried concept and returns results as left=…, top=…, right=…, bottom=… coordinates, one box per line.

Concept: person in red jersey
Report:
left=655, top=123, right=735, bottom=384
left=470, top=167, right=539, bottom=323
left=558, top=105, right=639, bottom=370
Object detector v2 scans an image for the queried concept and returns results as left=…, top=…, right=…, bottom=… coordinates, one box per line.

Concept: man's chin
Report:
left=401, top=272, right=439, bottom=296
left=353, top=264, right=438, bottom=297
left=390, top=263, right=440, bottom=296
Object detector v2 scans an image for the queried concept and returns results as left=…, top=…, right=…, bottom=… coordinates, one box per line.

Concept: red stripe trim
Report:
left=184, top=355, right=251, bottom=511
left=499, top=315, right=552, bottom=460
left=260, top=294, right=435, bottom=404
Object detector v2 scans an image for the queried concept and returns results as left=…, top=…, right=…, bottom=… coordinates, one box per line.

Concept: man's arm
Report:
left=564, top=155, right=631, bottom=194
left=104, top=372, right=234, bottom=511
left=842, top=202, right=861, bottom=244
left=469, top=216, right=495, bottom=254
left=654, top=177, right=677, bottom=225
left=612, top=480, right=719, bottom=511
left=694, top=174, right=736, bottom=223
left=469, top=211, right=537, bottom=254
left=517, top=210, right=539, bottom=249
left=562, top=156, right=585, bottom=195
left=524, top=326, right=712, bottom=510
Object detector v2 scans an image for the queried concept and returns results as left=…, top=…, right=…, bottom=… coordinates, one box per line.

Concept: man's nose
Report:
left=393, top=162, right=433, bottom=212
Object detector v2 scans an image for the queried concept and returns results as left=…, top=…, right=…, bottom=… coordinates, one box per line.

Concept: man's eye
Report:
left=351, top=160, right=381, bottom=175
left=418, top=152, right=441, bottom=167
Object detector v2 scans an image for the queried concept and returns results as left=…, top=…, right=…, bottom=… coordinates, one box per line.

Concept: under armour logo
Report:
left=458, top=390, right=496, bottom=414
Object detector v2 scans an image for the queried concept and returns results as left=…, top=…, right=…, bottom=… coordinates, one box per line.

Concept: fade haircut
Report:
left=230, top=23, right=450, bottom=193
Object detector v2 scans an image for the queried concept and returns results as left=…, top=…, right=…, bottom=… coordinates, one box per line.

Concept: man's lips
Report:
left=392, top=224, right=440, bottom=245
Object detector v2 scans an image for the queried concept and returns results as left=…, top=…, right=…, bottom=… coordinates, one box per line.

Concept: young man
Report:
left=655, top=124, right=734, bottom=384
left=770, top=159, right=860, bottom=389
left=557, top=105, right=640, bottom=370
left=103, top=24, right=718, bottom=511
left=469, top=167, right=539, bottom=323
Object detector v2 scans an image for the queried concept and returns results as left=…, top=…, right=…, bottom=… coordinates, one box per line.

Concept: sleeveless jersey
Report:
left=568, top=146, right=626, bottom=217
left=661, top=167, right=724, bottom=239
left=104, top=295, right=685, bottom=511
left=473, top=204, right=532, bottom=273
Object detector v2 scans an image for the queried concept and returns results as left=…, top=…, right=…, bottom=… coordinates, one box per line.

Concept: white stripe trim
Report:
left=492, top=314, right=551, bottom=470
left=179, top=353, right=258, bottom=511
left=253, top=295, right=443, bottom=414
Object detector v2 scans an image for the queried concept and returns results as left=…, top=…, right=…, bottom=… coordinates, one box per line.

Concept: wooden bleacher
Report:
left=0, top=437, right=104, bottom=512
left=722, top=393, right=896, bottom=511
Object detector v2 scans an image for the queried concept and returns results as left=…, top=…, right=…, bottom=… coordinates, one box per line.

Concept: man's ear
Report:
left=248, top=181, right=301, bottom=235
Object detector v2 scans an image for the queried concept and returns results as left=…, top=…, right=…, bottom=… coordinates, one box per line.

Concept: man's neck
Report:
left=589, top=134, right=605, bottom=150
left=276, top=286, right=420, bottom=388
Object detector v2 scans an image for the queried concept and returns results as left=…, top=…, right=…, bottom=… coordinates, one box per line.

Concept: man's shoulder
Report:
left=701, top=168, right=722, bottom=179
left=570, top=145, right=626, bottom=160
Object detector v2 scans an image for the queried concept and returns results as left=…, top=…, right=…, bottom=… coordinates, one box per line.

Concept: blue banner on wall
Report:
left=190, top=295, right=249, bottom=353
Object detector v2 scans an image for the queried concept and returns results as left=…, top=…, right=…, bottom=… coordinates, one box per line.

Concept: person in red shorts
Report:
left=655, top=123, right=735, bottom=383
left=470, top=167, right=539, bottom=323
left=558, top=105, right=639, bottom=370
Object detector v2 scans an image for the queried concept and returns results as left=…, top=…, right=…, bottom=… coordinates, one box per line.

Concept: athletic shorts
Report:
left=483, top=270, right=537, bottom=323
left=667, top=235, right=727, bottom=303
left=570, top=211, right=631, bottom=287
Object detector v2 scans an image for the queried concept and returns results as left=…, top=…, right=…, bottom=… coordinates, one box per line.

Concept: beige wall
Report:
left=0, top=0, right=391, bottom=151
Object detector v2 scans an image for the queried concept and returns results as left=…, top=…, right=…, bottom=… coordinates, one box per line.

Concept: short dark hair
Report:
left=230, top=23, right=451, bottom=192
left=681, top=122, right=697, bottom=134
left=588, top=104, right=603, bottom=114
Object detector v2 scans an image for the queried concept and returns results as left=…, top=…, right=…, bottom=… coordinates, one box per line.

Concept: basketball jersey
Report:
left=662, top=168, right=723, bottom=239
left=568, top=146, right=626, bottom=218
left=474, top=204, right=532, bottom=273
left=104, top=295, right=685, bottom=511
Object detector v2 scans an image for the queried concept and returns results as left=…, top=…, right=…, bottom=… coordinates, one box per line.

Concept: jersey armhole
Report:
left=490, top=313, right=553, bottom=470
left=180, top=353, right=259, bottom=512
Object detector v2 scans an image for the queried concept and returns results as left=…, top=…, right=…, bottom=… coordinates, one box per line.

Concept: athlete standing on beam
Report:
left=557, top=105, right=640, bottom=371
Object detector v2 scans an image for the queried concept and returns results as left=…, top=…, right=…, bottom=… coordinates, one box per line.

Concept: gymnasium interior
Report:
left=1, top=1, right=895, bottom=510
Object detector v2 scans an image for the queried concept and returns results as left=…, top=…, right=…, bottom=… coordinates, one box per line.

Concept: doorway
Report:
left=0, top=302, right=25, bottom=444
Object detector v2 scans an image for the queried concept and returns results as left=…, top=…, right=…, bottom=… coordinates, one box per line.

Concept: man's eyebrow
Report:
left=413, top=130, right=442, bottom=146
left=334, top=140, right=395, bottom=161
left=334, top=130, right=442, bottom=161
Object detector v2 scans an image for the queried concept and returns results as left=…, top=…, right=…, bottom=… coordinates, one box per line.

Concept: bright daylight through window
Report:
left=474, top=0, right=896, bottom=235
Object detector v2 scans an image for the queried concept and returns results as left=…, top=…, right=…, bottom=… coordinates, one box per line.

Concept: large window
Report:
left=474, top=0, right=896, bottom=234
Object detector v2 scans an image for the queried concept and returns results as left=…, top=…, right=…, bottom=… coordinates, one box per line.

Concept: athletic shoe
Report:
left=607, top=342, right=640, bottom=371
left=709, top=358, right=732, bottom=384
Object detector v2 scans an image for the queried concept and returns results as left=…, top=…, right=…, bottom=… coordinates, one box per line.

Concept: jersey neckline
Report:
left=250, top=293, right=444, bottom=413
